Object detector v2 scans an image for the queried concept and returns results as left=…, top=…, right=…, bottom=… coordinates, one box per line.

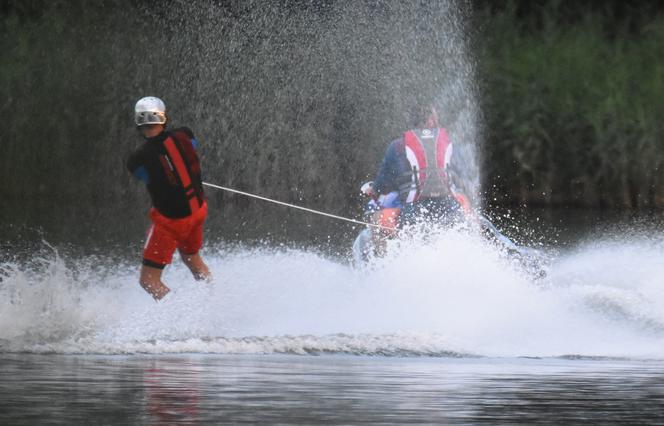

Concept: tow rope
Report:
left=202, top=181, right=392, bottom=230
left=201, top=182, right=542, bottom=269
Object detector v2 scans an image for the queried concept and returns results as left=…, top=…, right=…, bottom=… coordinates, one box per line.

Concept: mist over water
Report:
left=0, top=1, right=480, bottom=241
left=1, top=0, right=493, bottom=356
left=2, top=223, right=664, bottom=359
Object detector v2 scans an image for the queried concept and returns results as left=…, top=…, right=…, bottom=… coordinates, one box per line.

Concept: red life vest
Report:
left=162, top=130, right=204, bottom=215
left=400, top=128, right=452, bottom=203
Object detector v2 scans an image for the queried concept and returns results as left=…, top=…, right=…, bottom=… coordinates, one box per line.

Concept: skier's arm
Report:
left=373, top=140, right=402, bottom=195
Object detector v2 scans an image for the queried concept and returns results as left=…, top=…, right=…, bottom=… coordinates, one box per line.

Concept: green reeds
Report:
left=480, top=3, right=664, bottom=208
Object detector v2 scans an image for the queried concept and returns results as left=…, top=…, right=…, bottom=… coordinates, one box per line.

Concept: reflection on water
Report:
left=2, top=354, right=663, bottom=424
left=144, top=363, right=201, bottom=424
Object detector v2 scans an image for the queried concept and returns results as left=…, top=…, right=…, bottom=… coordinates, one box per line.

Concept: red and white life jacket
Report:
left=399, top=128, right=453, bottom=203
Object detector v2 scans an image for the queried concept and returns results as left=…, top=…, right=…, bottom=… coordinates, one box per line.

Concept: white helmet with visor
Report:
left=134, top=96, right=167, bottom=126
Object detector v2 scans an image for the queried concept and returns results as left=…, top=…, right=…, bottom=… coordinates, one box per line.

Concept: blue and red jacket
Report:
left=373, top=128, right=471, bottom=213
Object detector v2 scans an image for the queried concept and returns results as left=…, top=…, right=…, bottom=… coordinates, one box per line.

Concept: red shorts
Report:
left=142, top=202, right=208, bottom=269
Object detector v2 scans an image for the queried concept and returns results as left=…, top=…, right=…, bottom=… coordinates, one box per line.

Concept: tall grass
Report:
left=479, top=3, right=664, bottom=208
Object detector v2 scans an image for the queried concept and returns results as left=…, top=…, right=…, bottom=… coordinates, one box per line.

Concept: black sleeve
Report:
left=126, top=149, right=143, bottom=173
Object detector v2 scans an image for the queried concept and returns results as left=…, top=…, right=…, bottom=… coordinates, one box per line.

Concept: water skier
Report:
left=127, top=96, right=211, bottom=300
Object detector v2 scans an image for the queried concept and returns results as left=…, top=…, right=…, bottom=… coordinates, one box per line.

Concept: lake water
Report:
left=2, top=216, right=664, bottom=422
left=3, top=354, right=664, bottom=424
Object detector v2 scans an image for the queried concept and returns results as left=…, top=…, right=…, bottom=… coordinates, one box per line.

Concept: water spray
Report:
left=202, top=181, right=540, bottom=271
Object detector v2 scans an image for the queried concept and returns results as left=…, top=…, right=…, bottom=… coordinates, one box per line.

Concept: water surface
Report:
left=3, top=354, right=664, bottom=424
left=3, top=217, right=664, bottom=422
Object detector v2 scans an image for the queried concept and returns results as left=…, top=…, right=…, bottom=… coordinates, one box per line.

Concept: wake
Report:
left=1, top=230, right=664, bottom=359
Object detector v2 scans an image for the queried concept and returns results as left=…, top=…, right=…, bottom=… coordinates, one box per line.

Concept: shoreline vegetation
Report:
left=1, top=1, right=663, bottom=242
left=477, top=1, right=664, bottom=209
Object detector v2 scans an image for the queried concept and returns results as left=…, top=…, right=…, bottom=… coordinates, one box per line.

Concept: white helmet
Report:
left=134, top=96, right=167, bottom=126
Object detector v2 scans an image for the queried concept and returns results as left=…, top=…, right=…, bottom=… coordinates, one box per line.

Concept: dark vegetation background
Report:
left=477, top=0, right=664, bottom=210
left=1, top=0, right=663, bottom=246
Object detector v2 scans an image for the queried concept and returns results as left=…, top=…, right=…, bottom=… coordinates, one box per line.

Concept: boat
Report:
left=351, top=183, right=549, bottom=279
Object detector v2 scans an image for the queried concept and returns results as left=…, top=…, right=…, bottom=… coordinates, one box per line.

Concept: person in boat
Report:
left=355, top=103, right=548, bottom=276
left=126, top=96, right=211, bottom=301
left=364, top=103, right=472, bottom=253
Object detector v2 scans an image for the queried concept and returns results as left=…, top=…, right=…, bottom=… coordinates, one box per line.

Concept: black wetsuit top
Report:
left=127, top=127, right=205, bottom=219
